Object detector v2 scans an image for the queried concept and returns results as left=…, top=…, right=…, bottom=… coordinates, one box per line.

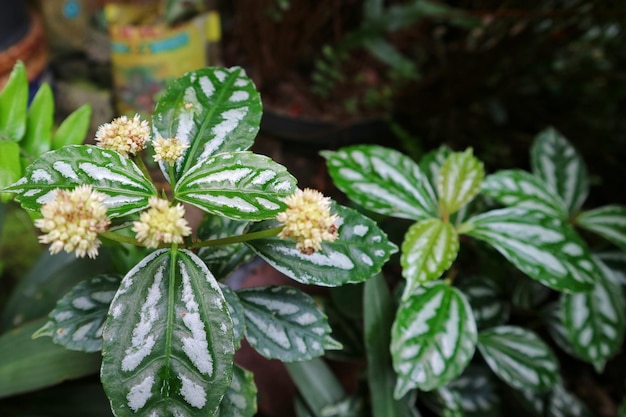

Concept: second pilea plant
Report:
left=4, top=67, right=396, bottom=417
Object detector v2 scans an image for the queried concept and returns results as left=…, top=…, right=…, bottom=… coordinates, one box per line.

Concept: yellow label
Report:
left=206, top=11, right=222, bottom=42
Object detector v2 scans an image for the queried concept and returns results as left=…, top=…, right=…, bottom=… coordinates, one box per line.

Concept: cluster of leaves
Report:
left=3, top=66, right=396, bottom=417
left=323, top=128, right=626, bottom=416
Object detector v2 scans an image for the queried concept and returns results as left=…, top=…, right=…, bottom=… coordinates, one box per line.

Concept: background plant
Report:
left=2, top=66, right=396, bottom=417
left=322, top=127, right=626, bottom=416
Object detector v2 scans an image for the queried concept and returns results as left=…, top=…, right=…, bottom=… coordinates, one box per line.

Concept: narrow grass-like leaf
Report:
left=51, top=104, right=92, bottom=149
left=391, top=281, right=477, bottom=396
left=197, top=215, right=252, bottom=280
left=5, top=145, right=157, bottom=217
left=464, top=207, right=596, bottom=292
left=175, top=151, right=297, bottom=221
left=401, top=218, right=459, bottom=295
left=561, top=256, right=626, bottom=371
left=23, top=83, right=54, bottom=156
left=576, top=205, right=626, bottom=252
left=458, top=276, right=509, bottom=329
left=246, top=203, right=397, bottom=286
left=238, top=286, right=333, bottom=361
left=101, top=249, right=234, bottom=417
left=481, top=170, right=567, bottom=218
left=477, top=326, right=559, bottom=391
left=531, top=127, right=589, bottom=215
left=322, top=145, right=438, bottom=221
left=218, top=365, right=257, bottom=417
left=33, top=274, right=122, bottom=352
left=0, top=141, right=21, bottom=202
left=219, top=283, right=245, bottom=347
left=152, top=67, right=262, bottom=181
left=437, top=149, right=484, bottom=217
left=364, top=274, right=419, bottom=417
left=0, top=61, right=27, bottom=141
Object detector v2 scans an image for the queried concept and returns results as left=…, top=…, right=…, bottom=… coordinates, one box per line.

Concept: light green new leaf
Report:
left=197, top=215, right=253, bottom=281
left=22, top=83, right=54, bottom=157
left=364, top=274, right=420, bottom=417
left=401, top=218, right=459, bottom=296
left=531, top=127, right=589, bottom=215
left=322, top=145, right=438, bottom=221
left=419, top=145, right=452, bottom=189
left=101, top=249, right=234, bottom=417
left=238, top=286, right=334, bottom=362
left=0, top=61, right=27, bottom=141
left=5, top=145, right=157, bottom=217
left=481, top=169, right=567, bottom=218
left=464, top=207, right=596, bottom=292
left=175, top=151, right=297, bottom=221
left=0, top=141, right=21, bottom=202
left=153, top=67, right=262, bottom=181
left=246, top=203, right=397, bottom=286
left=218, top=365, right=257, bottom=417
left=51, top=104, right=92, bottom=149
left=437, top=149, right=484, bottom=217
left=477, top=326, right=559, bottom=391
left=33, top=274, right=122, bottom=352
left=576, top=205, right=626, bottom=252
left=458, top=276, right=509, bottom=329
left=391, top=281, right=477, bottom=396
left=561, top=256, right=626, bottom=371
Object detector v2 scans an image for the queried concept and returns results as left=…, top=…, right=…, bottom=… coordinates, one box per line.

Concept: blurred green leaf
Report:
left=51, top=105, right=92, bottom=149
left=0, top=61, right=28, bottom=142
left=23, top=83, right=54, bottom=157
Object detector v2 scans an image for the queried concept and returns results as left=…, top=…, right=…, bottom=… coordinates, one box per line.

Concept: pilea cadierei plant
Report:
left=4, top=67, right=397, bottom=417
left=323, top=129, right=626, bottom=416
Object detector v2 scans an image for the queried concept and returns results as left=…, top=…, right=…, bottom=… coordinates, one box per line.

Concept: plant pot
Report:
left=0, top=0, right=29, bottom=51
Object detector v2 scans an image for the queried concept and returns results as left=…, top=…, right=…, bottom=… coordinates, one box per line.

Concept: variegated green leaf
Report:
left=477, top=326, right=559, bottom=391
left=5, top=145, right=157, bottom=217
left=422, top=387, right=463, bottom=417
left=481, top=170, right=567, bottom=218
left=576, top=205, right=626, bottom=252
left=152, top=67, right=262, bottom=181
left=515, top=383, right=592, bottom=417
left=419, top=145, right=452, bottom=189
left=219, top=283, right=245, bottom=347
left=561, top=256, right=626, bottom=371
left=101, top=249, right=234, bottom=417
left=596, top=251, right=626, bottom=289
left=448, top=364, right=500, bottom=417
left=238, top=286, right=334, bottom=361
left=464, top=207, right=596, bottom=292
left=218, top=365, right=257, bottom=417
left=246, top=203, right=397, bottom=286
left=33, top=274, right=122, bottom=352
left=197, top=214, right=253, bottom=280
left=391, top=281, right=477, bottom=396
left=437, top=149, right=484, bottom=217
left=322, top=145, right=438, bottom=221
left=541, top=303, right=580, bottom=358
left=401, top=218, right=459, bottom=295
left=458, top=276, right=509, bottom=329
left=512, top=276, right=552, bottom=309
left=175, top=151, right=296, bottom=221
left=531, top=128, right=589, bottom=215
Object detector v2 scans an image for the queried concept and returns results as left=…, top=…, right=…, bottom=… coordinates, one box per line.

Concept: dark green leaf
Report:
left=6, top=145, right=157, bottom=217
left=152, top=67, right=262, bottom=181
left=238, top=286, right=334, bottom=361
left=23, top=83, right=54, bottom=157
left=448, top=364, right=501, bottom=417
left=174, top=151, right=297, bottom=221
left=219, top=283, right=245, bottom=347
left=51, top=104, right=92, bottom=149
left=322, top=145, right=438, bottom=221
left=458, top=276, right=509, bottom=329
left=33, top=274, right=122, bottom=352
left=218, top=365, right=257, bottom=417
left=246, top=203, right=397, bottom=286
left=514, top=382, right=592, bottom=417
left=101, top=249, right=234, bottom=417
left=576, top=205, right=626, bottom=252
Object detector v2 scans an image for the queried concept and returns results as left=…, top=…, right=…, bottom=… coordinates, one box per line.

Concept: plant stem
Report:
left=100, top=230, right=143, bottom=247
left=134, top=155, right=152, bottom=182
left=190, top=226, right=284, bottom=248
left=167, top=163, right=176, bottom=191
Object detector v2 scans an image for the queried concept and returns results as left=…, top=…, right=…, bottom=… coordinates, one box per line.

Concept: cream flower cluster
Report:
left=95, top=114, right=150, bottom=157
left=35, top=185, right=110, bottom=259
left=277, top=188, right=339, bottom=254
left=132, top=197, right=191, bottom=248
left=152, top=136, right=188, bottom=164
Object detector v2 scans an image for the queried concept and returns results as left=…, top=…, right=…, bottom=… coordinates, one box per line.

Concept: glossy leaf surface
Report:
left=477, top=326, right=559, bottom=391
left=101, top=249, right=234, bottom=417
left=152, top=67, right=262, bottom=181
left=246, top=203, right=397, bottom=286
left=175, top=151, right=297, bottom=221
left=33, top=274, right=122, bottom=352
left=6, top=145, right=157, bottom=217
left=437, top=149, right=484, bottom=216
left=238, top=286, right=333, bottom=361
left=464, top=207, right=595, bottom=292
left=576, top=205, right=626, bottom=252
left=218, top=365, right=257, bottom=417
left=323, top=145, right=438, bottom=221
left=391, top=281, right=477, bottom=396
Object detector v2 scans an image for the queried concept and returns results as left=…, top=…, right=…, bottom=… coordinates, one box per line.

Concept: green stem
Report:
left=190, top=226, right=284, bottom=248
left=133, top=155, right=152, bottom=182
left=167, top=163, right=176, bottom=191
left=99, top=230, right=143, bottom=247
